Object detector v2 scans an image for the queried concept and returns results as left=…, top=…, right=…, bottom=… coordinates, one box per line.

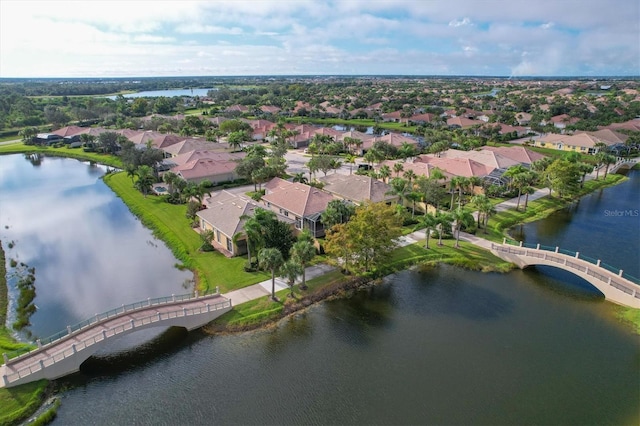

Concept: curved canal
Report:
left=2, top=155, right=638, bottom=425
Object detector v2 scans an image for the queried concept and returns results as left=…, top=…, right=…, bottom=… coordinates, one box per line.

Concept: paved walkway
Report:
left=222, top=263, right=336, bottom=305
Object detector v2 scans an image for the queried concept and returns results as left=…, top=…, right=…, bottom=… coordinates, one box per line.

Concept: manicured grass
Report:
left=209, top=270, right=347, bottom=329
left=384, top=239, right=514, bottom=274
left=0, top=241, right=48, bottom=426
left=284, top=117, right=419, bottom=133
left=483, top=174, right=627, bottom=243
left=0, top=142, right=122, bottom=168
left=0, top=380, right=49, bottom=426
left=614, top=306, right=640, bottom=335
left=103, top=172, right=269, bottom=292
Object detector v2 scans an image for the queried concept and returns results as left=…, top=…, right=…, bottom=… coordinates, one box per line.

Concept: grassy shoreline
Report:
left=0, top=241, right=49, bottom=426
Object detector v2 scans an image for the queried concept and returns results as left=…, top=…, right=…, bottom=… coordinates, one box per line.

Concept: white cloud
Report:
left=0, top=0, right=638, bottom=77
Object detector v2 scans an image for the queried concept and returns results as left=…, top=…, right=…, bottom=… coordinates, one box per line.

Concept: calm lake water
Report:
left=0, top=155, right=191, bottom=341
left=2, top=156, right=638, bottom=425
left=106, top=88, right=216, bottom=99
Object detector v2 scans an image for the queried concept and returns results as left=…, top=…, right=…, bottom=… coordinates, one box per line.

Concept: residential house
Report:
left=317, top=174, right=397, bottom=205
left=515, top=112, right=532, bottom=126
left=261, top=177, right=335, bottom=237
left=197, top=191, right=256, bottom=257
left=447, top=117, right=479, bottom=129
left=547, top=114, right=580, bottom=130
left=479, top=146, right=547, bottom=166
left=414, top=155, right=495, bottom=179
left=533, top=132, right=617, bottom=154
left=359, top=133, right=420, bottom=155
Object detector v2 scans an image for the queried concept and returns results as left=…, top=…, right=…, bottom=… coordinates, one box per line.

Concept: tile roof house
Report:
left=162, top=138, right=231, bottom=157
left=197, top=190, right=295, bottom=257
left=317, top=174, right=397, bottom=205
left=378, top=159, right=453, bottom=183
left=171, top=153, right=244, bottom=184
left=480, top=146, right=547, bottom=166
left=51, top=126, right=85, bottom=137
left=436, top=148, right=521, bottom=170
left=262, top=177, right=336, bottom=237
left=414, top=155, right=495, bottom=178
left=533, top=133, right=613, bottom=154
left=197, top=191, right=257, bottom=257
left=359, top=133, right=420, bottom=155
left=447, top=117, right=480, bottom=129
left=260, top=105, right=281, bottom=115
left=604, top=118, right=640, bottom=132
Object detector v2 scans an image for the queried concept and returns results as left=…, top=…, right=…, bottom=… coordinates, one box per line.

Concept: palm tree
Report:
left=449, top=176, right=463, bottom=209
left=597, top=152, right=616, bottom=179
left=451, top=208, right=475, bottom=248
left=393, top=162, right=404, bottom=177
left=162, top=171, right=179, bottom=195
left=521, top=185, right=536, bottom=210
left=135, top=165, right=155, bottom=197
left=471, top=194, right=495, bottom=232
left=280, top=259, right=303, bottom=298
left=386, top=177, right=409, bottom=206
left=435, top=212, right=453, bottom=246
left=290, top=240, right=316, bottom=290
left=403, top=169, right=417, bottom=187
left=292, top=172, right=308, bottom=184
left=258, top=247, right=284, bottom=301
left=416, top=212, right=437, bottom=249
left=345, top=154, right=357, bottom=175
left=379, top=165, right=392, bottom=183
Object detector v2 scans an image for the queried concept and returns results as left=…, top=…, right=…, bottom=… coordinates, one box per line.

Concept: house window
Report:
left=295, top=217, right=302, bottom=229
left=284, top=211, right=289, bottom=217
left=226, top=238, right=232, bottom=252
left=279, top=208, right=284, bottom=214
left=266, top=202, right=271, bottom=208
left=216, top=230, right=221, bottom=242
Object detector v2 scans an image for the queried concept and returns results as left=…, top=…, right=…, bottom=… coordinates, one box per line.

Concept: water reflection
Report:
left=0, top=155, right=191, bottom=339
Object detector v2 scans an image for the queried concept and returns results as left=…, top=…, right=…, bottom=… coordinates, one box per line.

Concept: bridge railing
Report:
left=3, top=298, right=232, bottom=386
left=500, top=240, right=640, bottom=285
left=4, top=288, right=221, bottom=361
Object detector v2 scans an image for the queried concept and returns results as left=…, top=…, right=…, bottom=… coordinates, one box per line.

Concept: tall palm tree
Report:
left=345, top=154, right=357, bottom=174
left=386, top=177, right=409, bottom=206
left=258, top=247, right=284, bottom=301
left=280, top=260, right=303, bottom=298
left=135, top=165, right=155, bottom=197
left=471, top=194, right=495, bottom=232
left=449, top=176, right=463, bottom=209
left=403, top=169, right=417, bottom=187
left=435, top=212, right=453, bottom=246
left=379, top=165, right=392, bottom=183
left=451, top=208, right=475, bottom=248
left=416, top=212, right=437, bottom=249
left=393, top=162, right=404, bottom=177
left=290, top=239, right=316, bottom=290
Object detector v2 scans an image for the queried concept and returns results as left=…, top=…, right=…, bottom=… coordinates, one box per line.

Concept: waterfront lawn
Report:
left=0, top=380, right=48, bottom=426
left=482, top=174, right=627, bottom=243
left=383, top=240, right=514, bottom=274
left=210, top=270, right=346, bottom=329
left=0, top=142, right=123, bottom=168
left=104, top=172, right=269, bottom=293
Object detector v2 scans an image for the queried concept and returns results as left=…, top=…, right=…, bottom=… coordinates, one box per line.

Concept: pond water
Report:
left=2, top=156, right=638, bottom=425
left=106, top=88, right=216, bottom=99
left=0, top=155, right=191, bottom=341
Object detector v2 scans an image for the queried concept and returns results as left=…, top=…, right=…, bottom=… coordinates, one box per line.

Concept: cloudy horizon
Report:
left=1, top=0, right=638, bottom=78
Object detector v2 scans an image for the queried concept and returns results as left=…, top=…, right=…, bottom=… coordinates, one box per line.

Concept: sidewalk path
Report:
left=222, top=263, right=336, bottom=305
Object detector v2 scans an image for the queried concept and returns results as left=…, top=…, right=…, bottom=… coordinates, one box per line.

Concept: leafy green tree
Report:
left=258, top=247, right=284, bottom=300
left=321, top=199, right=356, bottom=232
left=200, top=229, right=215, bottom=252
left=542, top=159, right=581, bottom=198
left=262, top=218, right=296, bottom=260
left=386, top=177, right=409, bottom=206
left=324, top=202, right=403, bottom=274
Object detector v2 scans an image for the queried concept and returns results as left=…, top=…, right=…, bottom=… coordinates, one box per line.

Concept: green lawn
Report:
left=104, top=172, right=269, bottom=292
left=0, top=142, right=123, bottom=168
left=284, top=117, right=419, bottom=133
left=0, top=380, right=49, bottom=426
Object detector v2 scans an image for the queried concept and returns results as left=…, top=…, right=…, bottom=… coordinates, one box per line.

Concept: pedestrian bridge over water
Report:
left=1, top=291, right=232, bottom=388
left=490, top=240, right=640, bottom=308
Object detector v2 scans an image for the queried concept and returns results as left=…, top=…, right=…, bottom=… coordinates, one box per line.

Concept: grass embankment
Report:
left=0, top=241, right=48, bottom=426
left=0, top=142, right=122, bottom=168
left=208, top=239, right=513, bottom=332
left=483, top=174, right=627, bottom=243
left=103, top=172, right=269, bottom=292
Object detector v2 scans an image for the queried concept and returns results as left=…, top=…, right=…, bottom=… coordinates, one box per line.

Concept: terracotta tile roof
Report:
left=436, top=148, right=520, bottom=170
left=51, top=126, right=85, bottom=137
left=480, top=146, right=547, bottom=165
left=604, top=119, right=640, bottom=132
left=379, top=160, right=453, bottom=182
left=170, top=150, right=245, bottom=167
left=198, top=190, right=256, bottom=238
left=172, top=157, right=239, bottom=181
left=262, top=177, right=335, bottom=218
left=163, top=139, right=232, bottom=156
left=318, top=174, right=396, bottom=204
left=447, top=117, right=479, bottom=128
left=414, top=155, right=494, bottom=178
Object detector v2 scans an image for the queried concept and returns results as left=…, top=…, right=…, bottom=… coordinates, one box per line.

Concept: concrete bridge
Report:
left=605, top=157, right=639, bottom=175
left=1, top=291, right=232, bottom=388
left=490, top=240, right=640, bottom=308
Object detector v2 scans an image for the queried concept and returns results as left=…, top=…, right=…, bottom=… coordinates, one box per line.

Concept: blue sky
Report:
left=1, top=0, right=638, bottom=78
